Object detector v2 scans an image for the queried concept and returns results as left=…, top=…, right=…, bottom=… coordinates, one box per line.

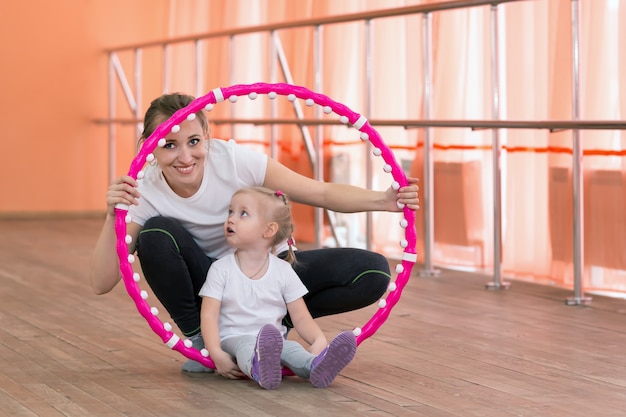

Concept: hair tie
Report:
left=287, top=238, right=295, bottom=246
left=275, top=190, right=284, bottom=197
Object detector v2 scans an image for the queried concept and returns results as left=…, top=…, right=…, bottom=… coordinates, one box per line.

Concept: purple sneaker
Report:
left=251, top=324, right=283, bottom=390
left=309, top=331, right=356, bottom=388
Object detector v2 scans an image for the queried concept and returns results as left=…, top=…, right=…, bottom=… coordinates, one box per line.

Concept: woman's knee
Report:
left=352, top=250, right=391, bottom=295
left=137, top=217, right=184, bottom=255
left=367, top=250, right=391, bottom=273
left=142, top=216, right=184, bottom=233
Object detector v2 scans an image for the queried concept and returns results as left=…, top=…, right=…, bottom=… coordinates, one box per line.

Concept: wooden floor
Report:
left=1, top=218, right=626, bottom=417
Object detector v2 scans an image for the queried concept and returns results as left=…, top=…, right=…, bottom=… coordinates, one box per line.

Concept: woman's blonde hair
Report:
left=233, top=186, right=297, bottom=265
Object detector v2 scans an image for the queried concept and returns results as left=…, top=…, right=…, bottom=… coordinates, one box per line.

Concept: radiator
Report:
left=549, top=167, right=626, bottom=270
left=413, top=160, right=485, bottom=265
left=584, top=169, right=626, bottom=270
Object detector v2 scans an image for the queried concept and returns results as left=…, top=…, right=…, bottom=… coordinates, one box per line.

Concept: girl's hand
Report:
left=106, top=175, right=140, bottom=216
left=212, top=350, right=244, bottom=379
left=386, top=176, right=420, bottom=211
left=308, top=338, right=328, bottom=356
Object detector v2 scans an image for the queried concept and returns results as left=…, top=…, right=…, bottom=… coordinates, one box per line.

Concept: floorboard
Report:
left=1, top=218, right=625, bottom=416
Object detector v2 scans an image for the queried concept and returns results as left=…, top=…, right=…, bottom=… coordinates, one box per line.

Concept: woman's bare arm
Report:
left=263, top=158, right=419, bottom=213
left=89, top=175, right=141, bottom=295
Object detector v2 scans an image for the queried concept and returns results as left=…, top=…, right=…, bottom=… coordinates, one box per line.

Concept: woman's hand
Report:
left=106, top=175, right=140, bottom=216
left=386, top=176, right=420, bottom=211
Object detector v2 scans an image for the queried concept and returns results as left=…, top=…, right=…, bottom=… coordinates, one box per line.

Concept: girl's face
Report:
left=153, top=118, right=207, bottom=198
left=225, top=193, right=271, bottom=250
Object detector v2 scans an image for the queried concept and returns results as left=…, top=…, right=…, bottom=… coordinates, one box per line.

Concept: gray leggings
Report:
left=222, top=335, right=314, bottom=379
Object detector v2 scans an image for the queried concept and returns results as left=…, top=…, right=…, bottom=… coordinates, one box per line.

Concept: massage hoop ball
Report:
left=114, top=82, right=417, bottom=371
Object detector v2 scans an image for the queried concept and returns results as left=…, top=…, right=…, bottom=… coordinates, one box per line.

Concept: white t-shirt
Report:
left=199, top=253, right=308, bottom=340
left=129, top=139, right=267, bottom=259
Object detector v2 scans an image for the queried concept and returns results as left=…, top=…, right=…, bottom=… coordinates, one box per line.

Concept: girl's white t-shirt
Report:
left=128, top=139, right=267, bottom=259
left=199, top=253, right=308, bottom=340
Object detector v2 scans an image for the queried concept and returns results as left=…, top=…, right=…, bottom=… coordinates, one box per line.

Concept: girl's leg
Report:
left=221, top=335, right=256, bottom=378
left=280, top=339, right=315, bottom=378
left=223, top=326, right=283, bottom=390
left=281, top=247, right=391, bottom=319
left=282, top=332, right=357, bottom=388
left=136, top=216, right=213, bottom=336
left=309, top=331, right=357, bottom=388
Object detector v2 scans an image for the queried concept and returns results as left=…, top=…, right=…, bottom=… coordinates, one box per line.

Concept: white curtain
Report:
left=140, top=0, right=626, bottom=294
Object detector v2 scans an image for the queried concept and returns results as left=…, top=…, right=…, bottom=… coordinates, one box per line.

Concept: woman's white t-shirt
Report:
left=128, top=139, right=267, bottom=259
left=199, top=253, right=308, bottom=340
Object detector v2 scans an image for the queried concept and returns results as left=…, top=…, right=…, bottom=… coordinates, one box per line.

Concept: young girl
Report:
left=199, top=187, right=356, bottom=389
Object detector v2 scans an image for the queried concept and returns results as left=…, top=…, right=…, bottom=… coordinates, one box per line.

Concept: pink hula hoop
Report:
left=114, top=82, right=417, bottom=371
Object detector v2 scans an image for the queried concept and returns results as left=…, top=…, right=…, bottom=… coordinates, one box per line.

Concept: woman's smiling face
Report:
left=153, top=117, right=208, bottom=198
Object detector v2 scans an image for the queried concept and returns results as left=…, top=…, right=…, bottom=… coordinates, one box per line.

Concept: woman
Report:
left=89, top=93, right=419, bottom=373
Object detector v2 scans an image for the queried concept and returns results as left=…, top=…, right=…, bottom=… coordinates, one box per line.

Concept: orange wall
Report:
left=0, top=0, right=169, bottom=216
left=0, top=0, right=417, bottom=217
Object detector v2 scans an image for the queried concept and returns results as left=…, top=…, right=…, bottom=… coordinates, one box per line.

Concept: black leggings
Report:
left=136, top=216, right=391, bottom=337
